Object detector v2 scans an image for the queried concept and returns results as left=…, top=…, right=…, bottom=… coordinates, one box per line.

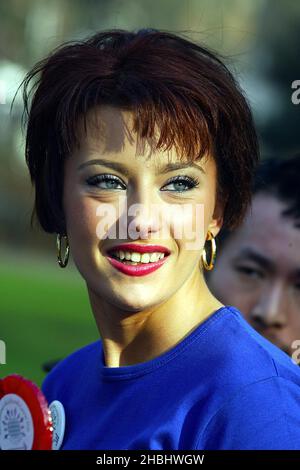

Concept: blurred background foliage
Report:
left=0, top=0, right=299, bottom=385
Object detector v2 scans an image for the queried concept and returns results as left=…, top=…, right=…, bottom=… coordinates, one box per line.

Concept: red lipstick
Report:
left=105, top=243, right=171, bottom=277
left=106, top=243, right=170, bottom=255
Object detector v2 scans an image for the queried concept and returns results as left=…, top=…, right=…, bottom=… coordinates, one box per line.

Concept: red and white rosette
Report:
left=0, top=374, right=53, bottom=450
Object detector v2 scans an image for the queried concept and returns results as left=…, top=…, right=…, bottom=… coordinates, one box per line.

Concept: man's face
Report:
left=208, top=193, right=300, bottom=358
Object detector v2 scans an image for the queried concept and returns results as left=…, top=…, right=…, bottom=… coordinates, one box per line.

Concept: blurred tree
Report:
left=254, top=0, right=300, bottom=156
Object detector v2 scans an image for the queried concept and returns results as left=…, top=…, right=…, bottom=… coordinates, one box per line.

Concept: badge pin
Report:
left=49, top=400, right=65, bottom=450
left=0, top=374, right=53, bottom=450
left=0, top=394, right=34, bottom=450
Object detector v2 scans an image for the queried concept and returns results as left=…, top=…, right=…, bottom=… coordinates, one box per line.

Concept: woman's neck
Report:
left=88, top=271, right=224, bottom=368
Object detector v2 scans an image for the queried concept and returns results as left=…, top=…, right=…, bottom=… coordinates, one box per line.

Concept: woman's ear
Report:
left=208, top=194, right=227, bottom=238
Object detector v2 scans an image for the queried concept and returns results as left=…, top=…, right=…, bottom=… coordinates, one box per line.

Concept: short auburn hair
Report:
left=20, top=28, right=259, bottom=235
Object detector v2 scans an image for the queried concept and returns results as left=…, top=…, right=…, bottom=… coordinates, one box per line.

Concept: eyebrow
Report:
left=235, top=247, right=300, bottom=279
left=233, top=247, right=275, bottom=272
left=77, top=158, right=205, bottom=175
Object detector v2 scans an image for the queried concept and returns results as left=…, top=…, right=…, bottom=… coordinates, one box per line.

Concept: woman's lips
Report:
left=106, top=253, right=170, bottom=277
left=106, top=243, right=171, bottom=255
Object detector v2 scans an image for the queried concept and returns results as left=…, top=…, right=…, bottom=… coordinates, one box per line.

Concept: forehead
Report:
left=75, top=105, right=213, bottom=170
left=227, top=193, right=300, bottom=270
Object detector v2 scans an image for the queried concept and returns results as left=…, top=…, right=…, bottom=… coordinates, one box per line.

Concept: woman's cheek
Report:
left=67, top=197, right=101, bottom=245
left=168, top=202, right=206, bottom=251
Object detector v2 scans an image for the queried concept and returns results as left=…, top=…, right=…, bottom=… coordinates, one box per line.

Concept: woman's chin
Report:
left=112, top=294, right=159, bottom=313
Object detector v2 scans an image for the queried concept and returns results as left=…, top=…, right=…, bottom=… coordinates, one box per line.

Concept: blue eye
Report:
left=86, top=174, right=126, bottom=190
left=85, top=174, right=200, bottom=192
left=161, top=176, right=200, bottom=192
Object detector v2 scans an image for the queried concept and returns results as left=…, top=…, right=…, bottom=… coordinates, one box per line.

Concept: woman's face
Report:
left=63, top=105, right=223, bottom=313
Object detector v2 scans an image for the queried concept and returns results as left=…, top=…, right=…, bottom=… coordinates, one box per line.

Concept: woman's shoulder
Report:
left=41, top=339, right=101, bottom=399
left=206, top=305, right=300, bottom=389
left=197, top=373, right=300, bottom=449
left=194, top=306, right=300, bottom=449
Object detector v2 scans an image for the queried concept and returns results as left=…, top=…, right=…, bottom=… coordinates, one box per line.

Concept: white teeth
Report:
left=140, top=253, right=150, bottom=263
left=149, top=252, right=159, bottom=262
left=131, top=253, right=141, bottom=262
left=111, top=250, right=166, bottom=263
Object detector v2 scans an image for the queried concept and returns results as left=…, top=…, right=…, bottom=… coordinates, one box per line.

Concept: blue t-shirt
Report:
left=42, top=305, right=300, bottom=450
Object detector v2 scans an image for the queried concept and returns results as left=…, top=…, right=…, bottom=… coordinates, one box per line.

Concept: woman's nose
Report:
left=126, top=191, right=162, bottom=239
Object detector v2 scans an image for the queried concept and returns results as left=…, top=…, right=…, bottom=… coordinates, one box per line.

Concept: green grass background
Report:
left=0, top=247, right=99, bottom=387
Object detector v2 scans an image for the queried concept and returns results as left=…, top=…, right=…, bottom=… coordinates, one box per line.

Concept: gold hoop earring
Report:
left=201, top=230, right=216, bottom=271
left=56, top=233, right=70, bottom=268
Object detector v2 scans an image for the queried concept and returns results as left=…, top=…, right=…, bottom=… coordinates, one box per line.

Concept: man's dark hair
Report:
left=253, top=154, right=300, bottom=227
left=19, top=28, right=259, bottom=234
left=217, top=153, right=300, bottom=248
